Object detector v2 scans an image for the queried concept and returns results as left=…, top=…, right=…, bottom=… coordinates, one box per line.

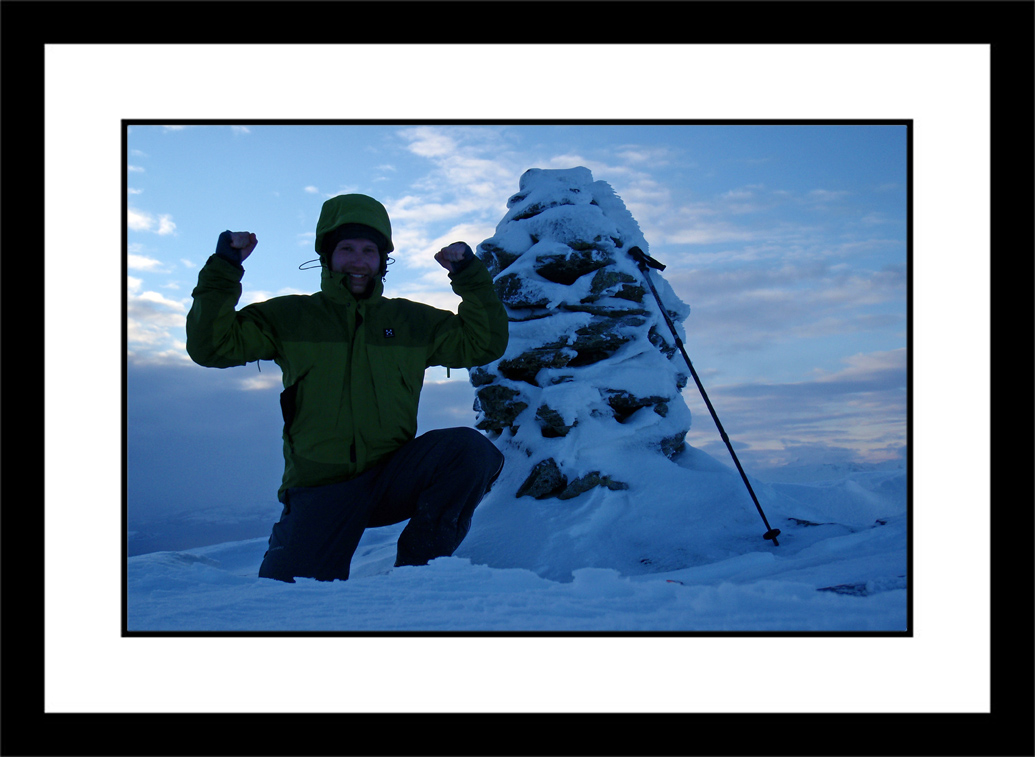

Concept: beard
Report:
left=344, top=270, right=377, bottom=298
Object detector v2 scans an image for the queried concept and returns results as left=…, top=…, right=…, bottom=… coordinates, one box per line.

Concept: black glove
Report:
left=449, top=242, right=475, bottom=275
left=214, top=230, right=243, bottom=266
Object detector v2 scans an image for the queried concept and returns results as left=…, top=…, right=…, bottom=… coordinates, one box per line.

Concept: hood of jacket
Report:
left=315, top=194, right=394, bottom=267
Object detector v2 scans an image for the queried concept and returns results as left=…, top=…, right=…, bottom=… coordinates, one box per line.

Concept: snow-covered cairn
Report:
left=471, top=167, right=693, bottom=501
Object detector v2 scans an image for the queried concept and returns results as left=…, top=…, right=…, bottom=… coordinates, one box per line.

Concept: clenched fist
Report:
left=215, top=230, right=258, bottom=265
left=434, top=241, right=474, bottom=274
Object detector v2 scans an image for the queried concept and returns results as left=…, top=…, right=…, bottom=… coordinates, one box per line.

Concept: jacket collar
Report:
left=320, top=266, right=385, bottom=306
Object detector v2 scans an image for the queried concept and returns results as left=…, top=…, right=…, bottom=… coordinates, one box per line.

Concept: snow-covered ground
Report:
left=126, top=447, right=907, bottom=632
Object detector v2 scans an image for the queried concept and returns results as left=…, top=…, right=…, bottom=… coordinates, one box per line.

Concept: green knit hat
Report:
left=315, top=194, right=394, bottom=258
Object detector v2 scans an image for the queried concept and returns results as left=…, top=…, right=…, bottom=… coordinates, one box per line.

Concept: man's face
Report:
left=331, top=238, right=381, bottom=295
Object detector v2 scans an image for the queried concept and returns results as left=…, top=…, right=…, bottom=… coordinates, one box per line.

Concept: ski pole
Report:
left=628, top=247, right=781, bottom=546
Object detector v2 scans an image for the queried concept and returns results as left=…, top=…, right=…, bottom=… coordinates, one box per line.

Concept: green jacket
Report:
left=186, top=254, right=509, bottom=501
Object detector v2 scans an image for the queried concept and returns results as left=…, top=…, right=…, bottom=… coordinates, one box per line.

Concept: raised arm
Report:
left=427, top=242, right=509, bottom=369
left=185, top=231, right=278, bottom=368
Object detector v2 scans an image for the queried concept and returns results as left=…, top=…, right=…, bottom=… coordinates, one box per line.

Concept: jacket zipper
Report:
left=348, top=298, right=363, bottom=467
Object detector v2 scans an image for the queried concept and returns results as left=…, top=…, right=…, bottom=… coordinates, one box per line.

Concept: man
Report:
left=186, top=193, right=509, bottom=582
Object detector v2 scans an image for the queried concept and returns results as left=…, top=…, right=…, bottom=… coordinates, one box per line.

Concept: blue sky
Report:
left=126, top=122, right=908, bottom=504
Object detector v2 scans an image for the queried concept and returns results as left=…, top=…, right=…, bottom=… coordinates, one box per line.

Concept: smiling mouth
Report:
left=344, top=272, right=373, bottom=292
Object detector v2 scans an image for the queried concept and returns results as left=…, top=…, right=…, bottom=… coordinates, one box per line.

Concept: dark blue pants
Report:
left=258, top=428, right=504, bottom=582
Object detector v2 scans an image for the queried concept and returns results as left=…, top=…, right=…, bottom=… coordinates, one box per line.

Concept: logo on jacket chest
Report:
left=383, top=327, right=395, bottom=339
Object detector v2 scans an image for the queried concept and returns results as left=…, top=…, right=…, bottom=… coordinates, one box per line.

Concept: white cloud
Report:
left=127, top=207, right=152, bottom=232
left=126, top=347, right=195, bottom=367
left=389, top=194, right=476, bottom=224
left=814, top=348, right=907, bottom=385
left=723, top=188, right=756, bottom=201
left=688, top=348, right=908, bottom=468
left=614, top=145, right=676, bottom=167
left=808, top=189, right=850, bottom=203
left=663, top=224, right=759, bottom=246
left=127, top=253, right=166, bottom=272
left=389, top=275, right=462, bottom=314
left=400, top=126, right=457, bottom=158
left=126, top=309, right=183, bottom=347
left=237, top=372, right=284, bottom=392
left=240, top=287, right=310, bottom=306
left=128, top=206, right=177, bottom=235
left=394, top=126, right=516, bottom=218
left=133, top=289, right=185, bottom=312
left=860, top=212, right=891, bottom=225
left=126, top=277, right=189, bottom=352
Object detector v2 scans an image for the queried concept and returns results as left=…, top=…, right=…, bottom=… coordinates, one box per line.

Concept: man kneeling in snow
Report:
left=186, top=193, right=509, bottom=582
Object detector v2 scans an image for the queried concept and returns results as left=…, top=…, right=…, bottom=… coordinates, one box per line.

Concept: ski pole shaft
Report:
left=629, top=248, right=780, bottom=546
left=676, top=341, right=780, bottom=545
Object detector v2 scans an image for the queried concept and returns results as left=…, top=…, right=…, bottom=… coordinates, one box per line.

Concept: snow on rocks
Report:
left=471, top=167, right=694, bottom=501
